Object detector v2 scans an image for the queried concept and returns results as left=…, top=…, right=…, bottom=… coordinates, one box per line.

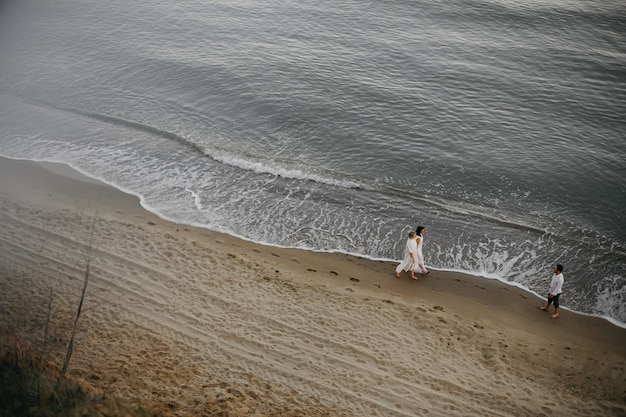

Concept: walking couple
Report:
left=395, top=226, right=429, bottom=280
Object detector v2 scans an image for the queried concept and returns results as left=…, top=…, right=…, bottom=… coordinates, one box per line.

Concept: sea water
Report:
left=0, top=0, right=624, bottom=326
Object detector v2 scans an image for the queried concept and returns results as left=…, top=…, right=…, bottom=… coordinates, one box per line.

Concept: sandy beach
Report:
left=0, top=156, right=624, bottom=416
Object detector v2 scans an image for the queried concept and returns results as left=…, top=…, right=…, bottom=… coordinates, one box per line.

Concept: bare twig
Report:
left=60, top=211, right=98, bottom=379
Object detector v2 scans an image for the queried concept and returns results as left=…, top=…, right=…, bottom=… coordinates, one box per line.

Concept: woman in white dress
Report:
left=414, top=226, right=429, bottom=274
left=395, top=230, right=418, bottom=279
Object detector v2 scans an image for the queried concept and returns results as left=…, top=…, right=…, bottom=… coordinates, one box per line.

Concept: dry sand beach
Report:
left=0, top=156, right=625, bottom=416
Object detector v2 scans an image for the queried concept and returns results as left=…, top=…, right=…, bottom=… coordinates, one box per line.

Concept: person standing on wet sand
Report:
left=540, top=264, right=564, bottom=318
left=396, top=230, right=418, bottom=280
left=414, top=226, right=429, bottom=274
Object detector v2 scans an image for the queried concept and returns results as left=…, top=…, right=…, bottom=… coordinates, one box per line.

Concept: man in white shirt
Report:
left=540, top=264, right=564, bottom=318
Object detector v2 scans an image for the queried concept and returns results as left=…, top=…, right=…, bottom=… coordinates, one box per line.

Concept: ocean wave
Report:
left=3, top=90, right=366, bottom=191
left=2, top=88, right=553, bottom=236
left=210, top=151, right=363, bottom=189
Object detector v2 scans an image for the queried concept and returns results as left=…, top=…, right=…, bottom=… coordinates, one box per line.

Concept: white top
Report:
left=406, top=236, right=418, bottom=257
left=416, top=235, right=424, bottom=257
left=549, top=272, right=564, bottom=296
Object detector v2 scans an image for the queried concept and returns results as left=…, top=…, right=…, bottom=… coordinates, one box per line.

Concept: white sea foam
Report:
left=185, top=188, right=204, bottom=211
left=209, top=150, right=363, bottom=190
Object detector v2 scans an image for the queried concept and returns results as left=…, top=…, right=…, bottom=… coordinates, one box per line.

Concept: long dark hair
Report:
left=415, top=226, right=425, bottom=235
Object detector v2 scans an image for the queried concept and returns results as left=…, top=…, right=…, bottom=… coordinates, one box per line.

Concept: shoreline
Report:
left=1, top=155, right=625, bottom=416
left=7, top=156, right=626, bottom=329
left=4, top=155, right=623, bottom=330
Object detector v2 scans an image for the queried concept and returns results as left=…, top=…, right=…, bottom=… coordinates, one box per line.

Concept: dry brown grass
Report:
left=0, top=327, right=164, bottom=417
